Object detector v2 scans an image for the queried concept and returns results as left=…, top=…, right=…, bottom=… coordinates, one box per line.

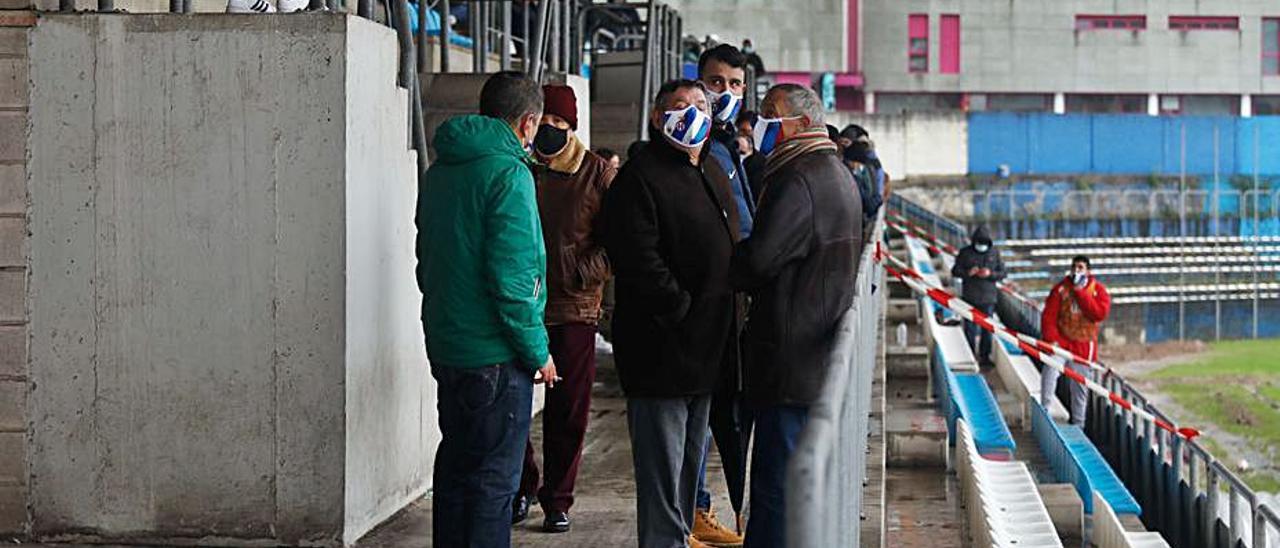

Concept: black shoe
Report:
left=543, top=511, right=570, bottom=533
left=512, top=495, right=531, bottom=525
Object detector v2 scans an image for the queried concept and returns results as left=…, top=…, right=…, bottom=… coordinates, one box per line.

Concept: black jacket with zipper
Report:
left=602, top=138, right=739, bottom=398
left=729, top=148, right=863, bottom=406
left=950, top=226, right=1006, bottom=307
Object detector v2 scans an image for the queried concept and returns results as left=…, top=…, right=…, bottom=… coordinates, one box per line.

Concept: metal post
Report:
left=637, top=0, right=658, bottom=140
left=674, top=14, right=683, bottom=79
left=1179, top=123, right=1187, bottom=341
left=561, top=0, right=571, bottom=75
left=1254, top=124, right=1261, bottom=339
left=479, top=0, right=489, bottom=72
left=439, top=0, right=452, bottom=72
left=417, top=0, right=429, bottom=72
left=168, top=0, right=180, bottom=12
left=358, top=0, right=371, bottom=18
left=528, top=0, right=553, bottom=82
left=97, top=0, right=113, bottom=11
left=1254, top=506, right=1268, bottom=548
left=391, top=0, right=417, bottom=89
left=471, top=1, right=482, bottom=72
left=523, top=0, right=531, bottom=62
left=1214, top=125, right=1221, bottom=341
left=500, top=0, right=512, bottom=70
left=1207, top=469, right=1220, bottom=548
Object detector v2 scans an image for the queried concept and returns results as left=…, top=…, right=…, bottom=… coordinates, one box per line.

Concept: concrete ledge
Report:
left=0, top=12, right=34, bottom=29
left=0, top=111, right=25, bottom=161
left=0, top=164, right=23, bottom=214
left=0, top=325, right=24, bottom=379
left=0, top=379, right=23, bottom=431
left=0, top=269, right=22, bottom=320
left=0, top=57, right=26, bottom=108
left=0, top=217, right=25, bottom=266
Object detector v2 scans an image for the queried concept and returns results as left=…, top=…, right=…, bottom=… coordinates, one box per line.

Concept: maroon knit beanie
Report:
left=542, top=85, right=578, bottom=130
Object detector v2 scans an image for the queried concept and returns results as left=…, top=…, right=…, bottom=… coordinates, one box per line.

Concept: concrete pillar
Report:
left=1241, top=94, right=1252, bottom=118
left=1053, top=92, right=1065, bottom=114
left=0, top=9, right=33, bottom=537
left=1148, top=93, right=1159, bottom=116
left=26, top=14, right=435, bottom=545
left=865, top=91, right=876, bottom=114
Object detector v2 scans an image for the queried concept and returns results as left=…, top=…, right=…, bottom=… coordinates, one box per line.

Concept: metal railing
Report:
left=786, top=214, right=885, bottom=548
left=888, top=192, right=970, bottom=250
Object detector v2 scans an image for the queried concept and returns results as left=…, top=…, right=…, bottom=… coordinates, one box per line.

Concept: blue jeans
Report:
left=963, top=302, right=996, bottom=364
left=744, top=405, right=809, bottom=548
left=695, top=432, right=712, bottom=510
left=432, top=360, right=533, bottom=548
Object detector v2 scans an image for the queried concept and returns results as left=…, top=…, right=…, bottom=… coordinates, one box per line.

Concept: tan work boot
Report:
left=688, top=534, right=713, bottom=548
left=691, top=508, right=744, bottom=547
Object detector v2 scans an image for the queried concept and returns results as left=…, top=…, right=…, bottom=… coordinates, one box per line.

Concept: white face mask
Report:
left=974, top=243, right=990, bottom=253
left=1072, top=271, right=1088, bottom=285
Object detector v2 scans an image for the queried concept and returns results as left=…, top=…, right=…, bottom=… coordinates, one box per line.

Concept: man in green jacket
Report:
left=416, top=71, right=557, bottom=548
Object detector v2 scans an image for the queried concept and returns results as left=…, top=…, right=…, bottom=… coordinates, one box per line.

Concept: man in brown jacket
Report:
left=515, top=84, right=617, bottom=534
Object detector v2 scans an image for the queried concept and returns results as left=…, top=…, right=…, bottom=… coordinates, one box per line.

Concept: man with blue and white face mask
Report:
left=950, top=225, right=1007, bottom=366
left=602, top=79, right=739, bottom=548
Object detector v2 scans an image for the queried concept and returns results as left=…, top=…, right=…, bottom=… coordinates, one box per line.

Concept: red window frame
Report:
left=908, top=14, right=929, bottom=73
left=1169, top=16, right=1239, bottom=31
left=1266, top=18, right=1280, bottom=76
left=939, top=14, right=960, bottom=74
left=1075, top=15, right=1147, bottom=30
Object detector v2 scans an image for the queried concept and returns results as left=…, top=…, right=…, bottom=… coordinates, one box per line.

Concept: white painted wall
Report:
left=341, top=17, right=436, bottom=546
left=828, top=111, right=968, bottom=178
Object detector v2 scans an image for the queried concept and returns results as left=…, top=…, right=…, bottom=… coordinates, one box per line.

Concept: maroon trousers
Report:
left=520, top=322, right=597, bottom=514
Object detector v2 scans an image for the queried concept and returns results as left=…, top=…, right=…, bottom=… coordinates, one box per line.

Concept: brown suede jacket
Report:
left=535, top=139, right=617, bottom=325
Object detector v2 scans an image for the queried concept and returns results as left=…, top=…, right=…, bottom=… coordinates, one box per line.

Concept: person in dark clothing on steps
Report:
left=950, top=226, right=1006, bottom=366
left=602, top=79, right=739, bottom=548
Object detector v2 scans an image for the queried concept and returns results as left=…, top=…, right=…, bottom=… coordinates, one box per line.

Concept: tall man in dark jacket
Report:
left=603, top=79, right=739, bottom=548
left=950, top=226, right=1006, bottom=366
left=515, top=84, right=617, bottom=533
left=730, top=83, right=863, bottom=548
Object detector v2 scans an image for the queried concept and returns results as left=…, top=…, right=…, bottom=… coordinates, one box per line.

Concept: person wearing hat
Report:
left=514, top=84, right=618, bottom=534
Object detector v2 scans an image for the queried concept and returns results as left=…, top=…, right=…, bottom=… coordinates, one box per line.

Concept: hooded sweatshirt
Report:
left=949, top=226, right=1006, bottom=307
left=416, top=114, right=550, bottom=370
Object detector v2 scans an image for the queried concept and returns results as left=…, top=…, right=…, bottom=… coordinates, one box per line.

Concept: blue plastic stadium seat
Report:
left=937, top=357, right=1016, bottom=455
left=999, top=337, right=1023, bottom=355
left=1060, top=425, right=1141, bottom=515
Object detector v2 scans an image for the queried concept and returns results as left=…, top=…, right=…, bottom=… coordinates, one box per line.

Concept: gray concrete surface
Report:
left=669, top=0, right=848, bottom=74
left=25, top=13, right=427, bottom=545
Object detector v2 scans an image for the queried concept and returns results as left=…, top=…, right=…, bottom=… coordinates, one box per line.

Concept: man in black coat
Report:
left=602, top=79, right=739, bottom=548
left=950, top=226, right=1006, bottom=366
left=729, top=83, right=863, bottom=548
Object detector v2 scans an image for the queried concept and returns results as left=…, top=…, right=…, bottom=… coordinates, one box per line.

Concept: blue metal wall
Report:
left=968, top=113, right=1280, bottom=176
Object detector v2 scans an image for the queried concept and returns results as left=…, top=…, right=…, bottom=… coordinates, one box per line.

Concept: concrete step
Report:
left=1038, top=483, right=1084, bottom=542
left=887, top=278, right=914, bottom=299
left=885, top=404, right=947, bottom=468
left=885, top=298, right=920, bottom=324
left=886, top=345, right=929, bottom=380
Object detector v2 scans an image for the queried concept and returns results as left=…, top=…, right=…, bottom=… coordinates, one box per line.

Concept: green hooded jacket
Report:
left=416, top=114, right=549, bottom=370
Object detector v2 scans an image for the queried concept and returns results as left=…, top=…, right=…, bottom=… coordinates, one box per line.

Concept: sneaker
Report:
left=691, top=508, right=744, bottom=547
left=594, top=332, right=613, bottom=355
left=542, top=510, right=570, bottom=533
left=225, top=0, right=275, bottom=12
left=511, top=495, right=531, bottom=525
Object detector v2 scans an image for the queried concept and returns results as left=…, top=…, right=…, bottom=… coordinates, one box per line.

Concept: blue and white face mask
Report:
left=753, top=115, right=802, bottom=156
left=660, top=105, right=712, bottom=149
left=706, top=89, right=743, bottom=123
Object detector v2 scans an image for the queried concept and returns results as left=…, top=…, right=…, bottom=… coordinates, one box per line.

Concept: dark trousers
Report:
left=744, top=405, right=809, bottom=548
left=963, top=302, right=996, bottom=364
left=519, top=322, right=597, bottom=513
left=627, top=395, right=712, bottom=548
left=432, top=360, right=533, bottom=548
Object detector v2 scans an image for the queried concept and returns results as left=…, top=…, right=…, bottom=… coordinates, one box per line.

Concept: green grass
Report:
left=1148, top=339, right=1280, bottom=379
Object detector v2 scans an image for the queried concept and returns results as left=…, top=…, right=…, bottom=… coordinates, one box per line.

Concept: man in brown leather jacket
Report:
left=515, top=84, right=617, bottom=534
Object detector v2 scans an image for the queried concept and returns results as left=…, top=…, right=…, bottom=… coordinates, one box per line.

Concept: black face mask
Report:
left=533, top=124, right=569, bottom=157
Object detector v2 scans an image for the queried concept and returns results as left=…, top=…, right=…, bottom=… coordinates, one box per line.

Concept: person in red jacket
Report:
left=1039, top=255, right=1111, bottom=426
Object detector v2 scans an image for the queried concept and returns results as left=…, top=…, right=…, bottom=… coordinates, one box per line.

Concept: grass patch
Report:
left=1242, top=471, right=1280, bottom=494
left=1148, top=339, right=1280, bottom=379
left=1162, top=383, right=1280, bottom=455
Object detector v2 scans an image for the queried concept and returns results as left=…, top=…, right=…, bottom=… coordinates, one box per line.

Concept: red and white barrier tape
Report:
left=875, top=244, right=1200, bottom=440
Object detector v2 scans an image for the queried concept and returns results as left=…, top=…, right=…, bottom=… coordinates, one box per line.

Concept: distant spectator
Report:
left=742, top=39, right=766, bottom=76
left=840, top=124, right=886, bottom=221
left=1040, top=255, right=1111, bottom=427
left=950, top=226, right=1006, bottom=366
left=417, top=71, right=555, bottom=548
left=595, top=147, right=622, bottom=171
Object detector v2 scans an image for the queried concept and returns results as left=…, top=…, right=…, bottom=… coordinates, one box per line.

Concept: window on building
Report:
left=940, top=14, right=960, bottom=74
left=908, top=14, right=928, bottom=73
left=1065, top=94, right=1147, bottom=114
left=985, top=94, right=1053, bottom=112
left=877, top=93, right=964, bottom=113
left=1169, top=16, right=1239, bottom=31
left=1254, top=95, right=1280, bottom=115
left=1265, top=18, right=1280, bottom=76
left=1075, top=15, right=1147, bottom=30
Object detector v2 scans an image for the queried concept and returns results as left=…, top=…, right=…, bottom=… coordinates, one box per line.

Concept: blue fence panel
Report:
left=1029, top=114, right=1093, bottom=174
left=1092, top=115, right=1165, bottom=174
left=968, top=112, right=1031, bottom=174
left=1236, top=117, right=1280, bottom=176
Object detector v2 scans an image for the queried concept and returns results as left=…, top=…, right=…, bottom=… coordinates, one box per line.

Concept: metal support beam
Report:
left=500, top=1, right=512, bottom=70
left=417, top=0, right=429, bottom=72
left=440, top=0, right=452, bottom=73
left=528, top=0, right=554, bottom=81
left=637, top=0, right=658, bottom=140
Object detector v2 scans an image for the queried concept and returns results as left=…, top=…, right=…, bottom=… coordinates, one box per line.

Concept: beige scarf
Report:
left=763, top=126, right=838, bottom=180
left=546, top=133, right=588, bottom=175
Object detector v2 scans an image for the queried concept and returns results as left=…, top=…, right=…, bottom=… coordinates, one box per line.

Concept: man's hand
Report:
left=978, top=268, right=992, bottom=278
left=968, top=266, right=980, bottom=276
left=534, top=357, right=560, bottom=388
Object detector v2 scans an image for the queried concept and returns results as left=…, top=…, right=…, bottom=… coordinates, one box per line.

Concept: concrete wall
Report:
left=341, top=18, right=434, bottom=546
left=26, top=13, right=429, bottom=544
left=862, top=0, right=1280, bottom=96
left=828, top=111, right=968, bottom=178
left=668, top=0, right=847, bottom=73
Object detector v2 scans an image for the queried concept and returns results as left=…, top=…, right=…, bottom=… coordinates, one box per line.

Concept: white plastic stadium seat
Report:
left=1091, top=492, right=1171, bottom=548
left=956, top=419, right=1064, bottom=548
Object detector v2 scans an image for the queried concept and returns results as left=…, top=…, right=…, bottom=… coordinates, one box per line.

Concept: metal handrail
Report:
left=786, top=213, right=885, bottom=548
